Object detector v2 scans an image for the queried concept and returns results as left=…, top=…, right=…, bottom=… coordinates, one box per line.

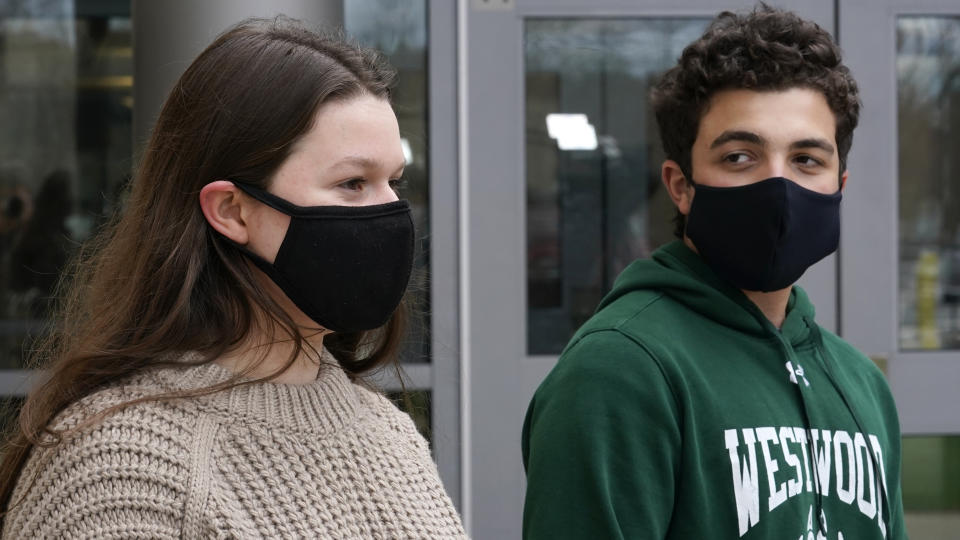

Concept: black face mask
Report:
left=685, top=176, right=842, bottom=292
left=231, top=182, right=414, bottom=333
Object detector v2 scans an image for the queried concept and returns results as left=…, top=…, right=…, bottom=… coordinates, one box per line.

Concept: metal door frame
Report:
left=839, top=0, right=960, bottom=435
left=460, top=1, right=834, bottom=537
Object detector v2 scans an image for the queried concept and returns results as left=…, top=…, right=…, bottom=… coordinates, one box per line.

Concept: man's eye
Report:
left=795, top=155, right=823, bottom=167
left=724, top=153, right=750, bottom=164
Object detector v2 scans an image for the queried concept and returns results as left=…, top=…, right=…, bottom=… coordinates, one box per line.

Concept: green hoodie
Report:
left=522, top=241, right=907, bottom=540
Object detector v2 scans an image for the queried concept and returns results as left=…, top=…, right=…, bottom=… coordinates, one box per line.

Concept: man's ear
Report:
left=840, top=170, right=849, bottom=192
left=662, top=160, right=693, bottom=215
left=199, top=181, right=249, bottom=244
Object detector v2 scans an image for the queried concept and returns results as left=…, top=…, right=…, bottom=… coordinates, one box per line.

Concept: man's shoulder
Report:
left=541, top=325, right=679, bottom=413
left=528, top=327, right=680, bottom=433
left=816, top=326, right=896, bottom=400
left=571, top=286, right=708, bottom=362
left=817, top=327, right=886, bottom=376
left=580, top=287, right=687, bottom=335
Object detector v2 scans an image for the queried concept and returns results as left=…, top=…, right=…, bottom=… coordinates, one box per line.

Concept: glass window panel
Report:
left=525, top=19, right=710, bottom=354
left=902, top=435, right=960, bottom=536
left=0, top=0, right=131, bottom=369
left=346, top=0, right=430, bottom=364
left=897, top=16, right=960, bottom=351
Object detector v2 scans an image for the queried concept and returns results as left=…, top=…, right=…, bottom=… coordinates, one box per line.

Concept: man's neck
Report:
left=742, top=287, right=791, bottom=329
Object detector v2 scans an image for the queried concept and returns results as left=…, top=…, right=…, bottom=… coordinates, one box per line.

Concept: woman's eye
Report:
left=340, top=178, right=364, bottom=191
left=389, top=178, right=408, bottom=193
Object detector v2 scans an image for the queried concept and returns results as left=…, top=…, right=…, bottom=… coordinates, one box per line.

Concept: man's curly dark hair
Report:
left=651, top=4, right=860, bottom=238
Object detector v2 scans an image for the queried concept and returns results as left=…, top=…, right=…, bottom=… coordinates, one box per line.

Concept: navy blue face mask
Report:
left=230, top=182, right=414, bottom=333
left=685, top=176, right=842, bottom=292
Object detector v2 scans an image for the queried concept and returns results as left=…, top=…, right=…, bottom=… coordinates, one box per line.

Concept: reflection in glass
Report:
left=525, top=19, right=709, bottom=354
left=897, top=17, right=960, bottom=350
left=0, top=396, right=25, bottom=433
left=346, top=0, right=430, bottom=363
left=0, top=2, right=132, bottom=368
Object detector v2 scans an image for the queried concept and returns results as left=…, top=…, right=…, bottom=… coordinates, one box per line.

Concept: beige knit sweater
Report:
left=3, top=353, right=466, bottom=539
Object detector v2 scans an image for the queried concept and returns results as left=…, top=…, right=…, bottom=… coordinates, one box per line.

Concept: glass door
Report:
left=0, top=0, right=132, bottom=394
left=841, top=0, right=960, bottom=535
left=524, top=17, right=711, bottom=354
left=462, top=1, right=834, bottom=537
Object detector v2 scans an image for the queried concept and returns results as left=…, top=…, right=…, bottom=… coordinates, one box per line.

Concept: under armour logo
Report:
left=786, top=361, right=810, bottom=387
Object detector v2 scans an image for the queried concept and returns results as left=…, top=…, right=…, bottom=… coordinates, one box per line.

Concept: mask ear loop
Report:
left=681, top=165, right=698, bottom=189
left=679, top=172, right=696, bottom=240
left=231, top=181, right=298, bottom=216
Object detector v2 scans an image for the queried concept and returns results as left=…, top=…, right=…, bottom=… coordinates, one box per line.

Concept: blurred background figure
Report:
left=8, top=169, right=73, bottom=318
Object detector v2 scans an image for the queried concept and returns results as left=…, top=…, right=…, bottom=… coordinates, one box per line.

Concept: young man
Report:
left=522, top=6, right=907, bottom=540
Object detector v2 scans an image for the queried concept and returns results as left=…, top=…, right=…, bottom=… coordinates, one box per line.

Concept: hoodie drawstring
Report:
left=771, top=331, right=829, bottom=534
left=803, top=316, right=893, bottom=538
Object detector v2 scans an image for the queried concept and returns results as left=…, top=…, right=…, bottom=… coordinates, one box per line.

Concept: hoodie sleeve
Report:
left=522, top=330, right=681, bottom=540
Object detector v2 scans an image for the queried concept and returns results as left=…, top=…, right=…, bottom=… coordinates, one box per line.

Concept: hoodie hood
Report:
left=598, top=240, right=816, bottom=345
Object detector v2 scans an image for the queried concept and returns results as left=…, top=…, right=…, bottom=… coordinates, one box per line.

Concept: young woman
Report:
left=0, top=18, right=465, bottom=538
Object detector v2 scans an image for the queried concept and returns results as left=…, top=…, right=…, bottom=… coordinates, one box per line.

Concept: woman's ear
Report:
left=199, top=181, right=249, bottom=244
left=662, top=160, right=693, bottom=215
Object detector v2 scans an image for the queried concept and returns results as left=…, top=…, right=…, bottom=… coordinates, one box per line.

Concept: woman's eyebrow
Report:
left=329, top=156, right=407, bottom=174
left=329, top=155, right=381, bottom=169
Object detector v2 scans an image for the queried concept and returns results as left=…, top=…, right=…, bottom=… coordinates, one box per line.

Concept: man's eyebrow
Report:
left=790, top=138, right=835, bottom=155
left=710, top=130, right=765, bottom=149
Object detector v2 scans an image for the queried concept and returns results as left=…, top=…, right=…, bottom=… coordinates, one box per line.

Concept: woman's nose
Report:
left=372, top=181, right=400, bottom=204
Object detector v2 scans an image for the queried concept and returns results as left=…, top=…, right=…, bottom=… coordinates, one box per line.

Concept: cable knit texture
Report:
left=3, top=352, right=466, bottom=539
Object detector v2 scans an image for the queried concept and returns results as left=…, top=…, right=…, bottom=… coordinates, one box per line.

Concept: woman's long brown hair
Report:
left=0, top=17, right=405, bottom=521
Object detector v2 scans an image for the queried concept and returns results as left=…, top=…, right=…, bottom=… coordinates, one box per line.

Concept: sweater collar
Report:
left=151, top=349, right=365, bottom=435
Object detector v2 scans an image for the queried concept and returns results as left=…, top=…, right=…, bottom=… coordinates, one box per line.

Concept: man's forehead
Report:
left=696, top=87, right=838, bottom=145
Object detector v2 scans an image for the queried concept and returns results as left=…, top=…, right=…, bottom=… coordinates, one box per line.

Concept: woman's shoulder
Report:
left=35, top=367, right=205, bottom=482
left=349, top=382, right=433, bottom=453
left=49, top=366, right=199, bottom=434
left=5, top=370, right=204, bottom=538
